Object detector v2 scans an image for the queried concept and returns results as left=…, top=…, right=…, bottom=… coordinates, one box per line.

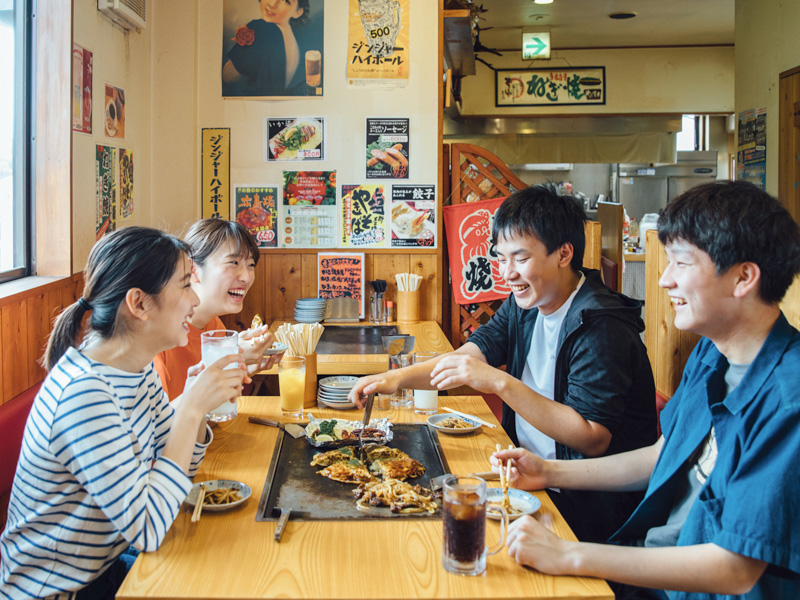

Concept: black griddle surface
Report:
left=314, top=325, right=400, bottom=355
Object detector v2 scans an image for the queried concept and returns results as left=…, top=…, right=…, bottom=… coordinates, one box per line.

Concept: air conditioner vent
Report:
left=98, top=0, right=147, bottom=32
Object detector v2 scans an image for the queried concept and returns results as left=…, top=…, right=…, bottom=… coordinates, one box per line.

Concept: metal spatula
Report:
left=358, top=393, right=375, bottom=452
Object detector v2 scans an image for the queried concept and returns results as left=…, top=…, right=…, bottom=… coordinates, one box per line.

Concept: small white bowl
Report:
left=427, top=413, right=481, bottom=435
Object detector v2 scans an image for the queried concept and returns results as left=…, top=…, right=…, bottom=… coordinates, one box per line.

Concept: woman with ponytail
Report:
left=1, top=227, right=247, bottom=600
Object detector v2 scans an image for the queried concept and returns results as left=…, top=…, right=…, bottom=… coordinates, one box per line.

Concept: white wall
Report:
left=72, top=0, right=153, bottom=273
left=735, top=0, right=800, bottom=195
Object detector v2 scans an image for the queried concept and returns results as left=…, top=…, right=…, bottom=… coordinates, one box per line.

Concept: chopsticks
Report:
left=395, top=272, right=422, bottom=292
left=191, top=484, right=206, bottom=523
left=441, top=406, right=497, bottom=429
left=275, top=322, right=324, bottom=356
left=495, top=444, right=513, bottom=511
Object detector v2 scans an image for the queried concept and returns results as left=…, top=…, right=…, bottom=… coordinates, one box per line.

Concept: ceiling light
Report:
left=609, top=12, right=636, bottom=19
left=534, top=0, right=553, bottom=5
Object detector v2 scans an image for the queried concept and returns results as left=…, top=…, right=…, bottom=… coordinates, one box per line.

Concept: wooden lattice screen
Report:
left=444, top=143, right=601, bottom=349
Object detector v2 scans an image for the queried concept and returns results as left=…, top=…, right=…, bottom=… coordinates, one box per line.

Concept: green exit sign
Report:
left=522, top=32, right=551, bottom=60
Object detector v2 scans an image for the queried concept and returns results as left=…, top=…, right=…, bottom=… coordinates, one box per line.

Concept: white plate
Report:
left=486, top=488, right=541, bottom=521
left=427, top=413, right=481, bottom=434
left=185, top=479, right=252, bottom=512
left=318, top=397, right=357, bottom=410
left=319, top=376, right=359, bottom=389
left=317, top=394, right=352, bottom=403
left=263, top=343, right=288, bottom=356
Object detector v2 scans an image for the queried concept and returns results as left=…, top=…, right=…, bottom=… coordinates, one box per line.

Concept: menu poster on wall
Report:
left=390, top=184, right=436, bottom=248
left=736, top=107, right=767, bottom=191
left=443, top=196, right=511, bottom=305
left=103, top=83, right=126, bottom=139
left=346, top=0, right=409, bottom=87
left=95, top=145, right=116, bottom=240
left=318, top=252, right=365, bottom=318
left=365, top=118, right=409, bottom=179
left=341, top=184, right=386, bottom=247
left=265, top=117, right=326, bottom=162
left=282, top=171, right=337, bottom=248
left=234, top=185, right=278, bottom=248
left=221, top=0, right=325, bottom=98
left=283, top=170, right=336, bottom=206
left=119, top=148, right=134, bottom=219
left=495, top=67, right=605, bottom=107
left=71, top=44, right=92, bottom=134
left=201, top=128, right=231, bottom=219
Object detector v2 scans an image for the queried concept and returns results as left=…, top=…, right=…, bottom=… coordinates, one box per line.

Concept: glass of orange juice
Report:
left=279, top=356, right=306, bottom=418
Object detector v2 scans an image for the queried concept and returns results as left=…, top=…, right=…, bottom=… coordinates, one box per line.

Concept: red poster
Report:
left=443, top=197, right=511, bottom=305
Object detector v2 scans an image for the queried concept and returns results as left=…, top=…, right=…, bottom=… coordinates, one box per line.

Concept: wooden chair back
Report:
left=597, top=200, right=624, bottom=291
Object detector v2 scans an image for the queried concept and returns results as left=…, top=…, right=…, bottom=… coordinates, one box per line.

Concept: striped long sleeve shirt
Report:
left=0, top=347, right=211, bottom=599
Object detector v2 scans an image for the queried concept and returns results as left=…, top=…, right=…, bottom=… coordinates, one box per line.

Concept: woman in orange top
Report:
left=154, top=219, right=281, bottom=399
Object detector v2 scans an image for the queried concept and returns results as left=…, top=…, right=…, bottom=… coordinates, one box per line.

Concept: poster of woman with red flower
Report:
left=222, top=0, right=324, bottom=98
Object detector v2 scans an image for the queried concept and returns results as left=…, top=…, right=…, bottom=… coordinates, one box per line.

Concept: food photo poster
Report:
left=222, top=0, right=325, bottom=98
left=366, top=118, right=409, bottom=179
left=265, top=117, right=326, bottom=161
left=390, top=184, right=436, bottom=248
left=234, top=184, right=279, bottom=248
left=281, top=171, right=337, bottom=248
left=104, top=83, right=125, bottom=140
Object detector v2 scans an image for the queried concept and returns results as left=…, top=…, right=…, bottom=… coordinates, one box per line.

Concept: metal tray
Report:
left=256, top=424, right=449, bottom=521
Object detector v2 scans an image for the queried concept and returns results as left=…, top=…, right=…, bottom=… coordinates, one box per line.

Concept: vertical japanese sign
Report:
left=366, top=118, right=409, bottom=179
left=234, top=185, right=279, bottom=248
left=496, top=67, right=605, bottom=107
left=72, top=44, right=92, bottom=134
left=347, top=0, right=409, bottom=87
left=95, top=145, right=116, bottom=241
left=201, top=128, right=231, bottom=219
left=391, top=184, right=436, bottom=248
left=282, top=171, right=337, bottom=248
left=443, top=196, right=512, bottom=305
left=318, top=252, right=365, bottom=318
left=119, top=148, right=134, bottom=219
left=736, top=107, right=767, bottom=191
left=341, top=184, right=386, bottom=247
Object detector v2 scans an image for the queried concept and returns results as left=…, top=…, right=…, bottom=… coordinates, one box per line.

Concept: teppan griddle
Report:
left=256, top=424, right=449, bottom=521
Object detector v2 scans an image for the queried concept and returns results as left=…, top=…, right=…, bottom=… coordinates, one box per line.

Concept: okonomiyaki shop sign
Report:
left=496, top=67, right=605, bottom=107
left=201, top=128, right=231, bottom=219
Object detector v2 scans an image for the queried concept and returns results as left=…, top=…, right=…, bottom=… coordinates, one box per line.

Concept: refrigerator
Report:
left=616, top=151, right=717, bottom=222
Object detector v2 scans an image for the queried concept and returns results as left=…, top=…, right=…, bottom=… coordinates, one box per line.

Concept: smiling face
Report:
left=191, top=241, right=256, bottom=322
left=660, top=240, right=740, bottom=338
left=496, top=232, right=577, bottom=315
left=260, top=0, right=303, bottom=25
left=148, top=255, right=199, bottom=351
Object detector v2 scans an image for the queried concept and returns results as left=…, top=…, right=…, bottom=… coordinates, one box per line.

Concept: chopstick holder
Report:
left=191, top=484, right=206, bottom=523
left=441, top=406, right=497, bottom=428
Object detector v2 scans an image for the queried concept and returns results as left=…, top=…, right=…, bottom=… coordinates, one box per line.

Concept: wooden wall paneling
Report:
left=272, top=253, right=303, bottom=319
left=412, top=254, right=439, bottom=322
left=300, top=253, right=318, bottom=299
left=778, top=67, right=800, bottom=223
left=596, top=201, right=623, bottom=290
left=25, top=291, right=50, bottom=386
left=779, top=274, right=800, bottom=331
left=371, top=253, right=410, bottom=308
left=583, top=221, right=602, bottom=271
left=1, top=299, right=30, bottom=403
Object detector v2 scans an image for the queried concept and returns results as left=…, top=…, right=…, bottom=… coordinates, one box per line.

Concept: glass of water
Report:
left=412, top=351, right=439, bottom=415
left=200, top=330, right=239, bottom=423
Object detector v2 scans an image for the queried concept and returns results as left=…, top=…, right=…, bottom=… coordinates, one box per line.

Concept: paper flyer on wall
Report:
left=234, top=185, right=279, bottom=248
left=201, top=128, right=231, bottom=219
left=95, top=145, right=116, bottom=240
left=318, top=253, right=365, bottom=318
left=391, top=184, right=436, bottom=248
left=119, top=148, right=134, bottom=219
left=346, top=0, right=409, bottom=88
left=736, top=107, right=766, bottom=191
left=282, top=171, right=337, bottom=248
left=366, top=118, right=409, bottom=179
left=103, top=83, right=125, bottom=139
left=72, top=44, right=92, bottom=134
left=265, top=117, right=326, bottom=161
left=341, top=184, right=386, bottom=247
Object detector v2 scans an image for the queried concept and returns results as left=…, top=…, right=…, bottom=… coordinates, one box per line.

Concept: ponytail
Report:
left=42, top=298, right=93, bottom=371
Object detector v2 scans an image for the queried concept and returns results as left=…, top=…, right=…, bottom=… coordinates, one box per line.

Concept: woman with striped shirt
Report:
left=0, top=227, right=248, bottom=599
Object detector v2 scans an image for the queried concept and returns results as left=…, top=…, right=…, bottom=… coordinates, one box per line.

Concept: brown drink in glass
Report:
left=305, top=51, right=321, bottom=87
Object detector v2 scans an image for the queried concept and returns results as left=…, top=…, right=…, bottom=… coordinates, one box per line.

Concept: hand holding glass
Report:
left=279, top=356, right=306, bottom=418
left=200, top=330, right=239, bottom=423
left=412, top=351, right=439, bottom=415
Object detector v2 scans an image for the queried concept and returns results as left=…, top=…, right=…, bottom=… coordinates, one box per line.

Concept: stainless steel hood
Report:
left=443, top=115, right=683, bottom=137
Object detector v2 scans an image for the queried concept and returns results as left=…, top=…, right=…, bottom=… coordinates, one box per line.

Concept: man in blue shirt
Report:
left=492, top=180, right=800, bottom=599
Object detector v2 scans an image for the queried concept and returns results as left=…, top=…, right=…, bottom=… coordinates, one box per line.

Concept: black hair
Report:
left=657, top=180, right=800, bottom=304
left=184, top=219, right=260, bottom=268
left=259, top=0, right=310, bottom=26
left=43, top=227, right=190, bottom=371
left=491, top=183, right=587, bottom=272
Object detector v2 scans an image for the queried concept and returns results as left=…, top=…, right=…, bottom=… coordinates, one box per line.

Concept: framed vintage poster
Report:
left=318, top=252, right=365, bottom=318
left=222, top=0, right=325, bottom=98
left=496, top=67, right=605, bottom=107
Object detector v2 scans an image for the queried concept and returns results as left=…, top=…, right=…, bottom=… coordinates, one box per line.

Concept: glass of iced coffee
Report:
left=442, top=475, right=507, bottom=576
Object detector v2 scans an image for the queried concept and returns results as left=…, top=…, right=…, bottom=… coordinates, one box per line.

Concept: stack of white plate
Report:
left=317, top=376, right=358, bottom=410
left=294, top=298, right=327, bottom=323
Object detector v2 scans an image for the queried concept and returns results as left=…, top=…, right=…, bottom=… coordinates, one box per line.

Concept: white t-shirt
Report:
left=516, top=273, right=585, bottom=459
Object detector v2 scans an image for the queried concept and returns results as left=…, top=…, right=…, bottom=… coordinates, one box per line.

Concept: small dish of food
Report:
left=184, top=480, right=251, bottom=513
left=486, top=488, right=541, bottom=521
left=263, top=343, right=288, bottom=356
left=427, top=413, right=481, bottom=435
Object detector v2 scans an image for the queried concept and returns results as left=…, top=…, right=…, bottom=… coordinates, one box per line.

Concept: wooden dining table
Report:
left=260, top=320, right=455, bottom=376
left=116, top=395, right=612, bottom=600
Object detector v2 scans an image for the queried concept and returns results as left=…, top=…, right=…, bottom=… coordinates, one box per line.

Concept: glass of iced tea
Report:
left=279, top=355, right=306, bottom=418
left=442, top=475, right=507, bottom=576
